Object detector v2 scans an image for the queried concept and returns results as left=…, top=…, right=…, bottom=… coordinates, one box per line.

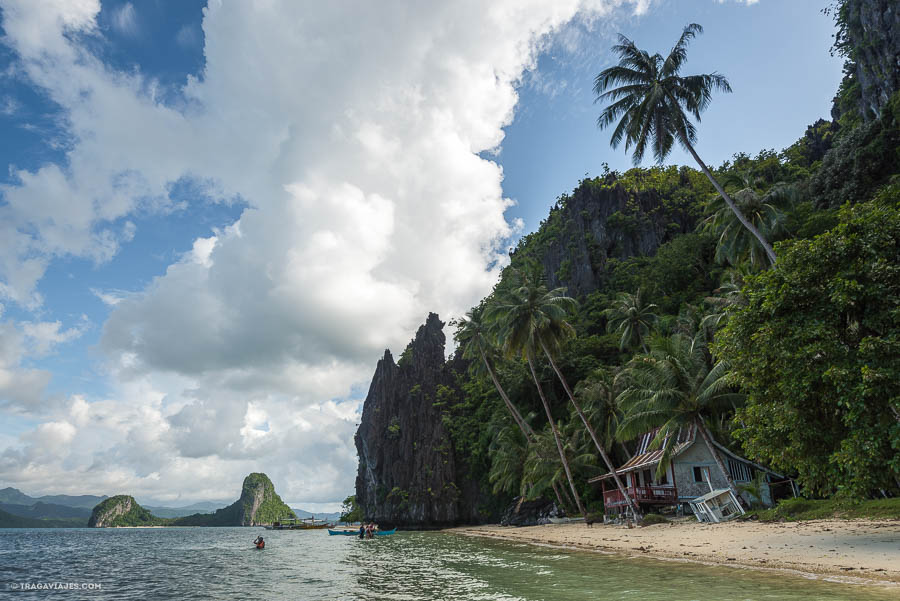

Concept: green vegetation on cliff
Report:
left=88, top=495, right=166, bottom=527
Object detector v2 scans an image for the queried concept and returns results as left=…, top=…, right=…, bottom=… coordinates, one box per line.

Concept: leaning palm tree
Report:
left=594, top=23, right=777, bottom=266
left=604, top=288, right=658, bottom=352
left=486, top=279, right=587, bottom=517
left=455, top=308, right=570, bottom=508
left=488, top=264, right=640, bottom=518
left=615, top=332, right=746, bottom=507
left=574, top=369, right=632, bottom=460
left=454, top=307, right=535, bottom=441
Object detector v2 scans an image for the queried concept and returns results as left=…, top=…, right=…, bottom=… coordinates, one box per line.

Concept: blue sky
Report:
left=0, top=0, right=842, bottom=507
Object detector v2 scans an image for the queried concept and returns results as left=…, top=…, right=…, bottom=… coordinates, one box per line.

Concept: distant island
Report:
left=88, top=473, right=294, bottom=528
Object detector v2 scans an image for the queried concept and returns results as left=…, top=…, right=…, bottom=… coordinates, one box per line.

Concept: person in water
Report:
left=254, top=536, right=265, bottom=549
left=358, top=524, right=365, bottom=539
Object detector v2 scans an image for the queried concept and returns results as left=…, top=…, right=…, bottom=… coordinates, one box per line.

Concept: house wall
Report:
left=672, top=442, right=774, bottom=507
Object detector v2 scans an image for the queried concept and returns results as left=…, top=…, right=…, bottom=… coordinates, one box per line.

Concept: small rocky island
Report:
left=88, top=473, right=294, bottom=527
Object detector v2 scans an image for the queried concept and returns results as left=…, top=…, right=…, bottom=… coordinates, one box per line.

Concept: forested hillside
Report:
left=355, top=0, right=899, bottom=522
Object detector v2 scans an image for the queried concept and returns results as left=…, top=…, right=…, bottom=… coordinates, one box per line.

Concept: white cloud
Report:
left=0, top=317, right=86, bottom=413
left=110, top=2, right=137, bottom=36
left=20, top=318, right=88, bottom=356
left=174, top=24, right=198, bottom=48
left=0, top=0, right=650, bottom=504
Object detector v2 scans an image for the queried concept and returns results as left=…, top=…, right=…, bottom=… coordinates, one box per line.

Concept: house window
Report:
left=642, top=469, right=651, bottom=487
left=727, top=459, right=753, bottom=482
left=693, top=466, right=704, bottom=482
left=658, top=469, right=668, bottom=485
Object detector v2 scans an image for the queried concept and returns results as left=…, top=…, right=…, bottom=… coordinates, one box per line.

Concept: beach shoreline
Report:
left=449, top=519, right=900, bottom=586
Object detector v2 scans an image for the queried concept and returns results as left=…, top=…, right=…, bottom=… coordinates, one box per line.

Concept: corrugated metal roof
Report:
left=588, top=426, right=695, bottom=482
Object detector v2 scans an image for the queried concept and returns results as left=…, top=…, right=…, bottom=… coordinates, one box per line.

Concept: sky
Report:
left=0, top=0, right=842, bottom=511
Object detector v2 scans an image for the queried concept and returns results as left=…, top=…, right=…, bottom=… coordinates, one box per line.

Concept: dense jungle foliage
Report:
left=440, top=1, right=899, bottom=514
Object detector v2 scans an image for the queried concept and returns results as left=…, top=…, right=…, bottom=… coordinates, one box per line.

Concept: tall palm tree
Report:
left=486, top=276, right=587, bottom=517
left=574, top=370, right=632, bottom=460
left=488, top=264, right=640, bottom=518
left=604, top=288, right=658, bottom=352
left=594, top=23, right=777, bottom=266
left=454, top=308, right=535, bottom=441
left=455, top=308, right=569, bottom=509
left=615, top=332, right=746, bottom=506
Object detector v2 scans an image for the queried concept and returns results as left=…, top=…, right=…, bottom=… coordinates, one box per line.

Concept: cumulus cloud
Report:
left=0, top=0, right=650, bottom=505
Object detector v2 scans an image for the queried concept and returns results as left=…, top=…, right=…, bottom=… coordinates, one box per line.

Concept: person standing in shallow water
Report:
left=359, top=524, right=365, bottom=539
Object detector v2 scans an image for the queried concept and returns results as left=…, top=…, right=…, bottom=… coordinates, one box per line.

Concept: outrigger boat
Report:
left=266, top=517, right=332, bottom=530
left=327, top=527, right=397, bottom=537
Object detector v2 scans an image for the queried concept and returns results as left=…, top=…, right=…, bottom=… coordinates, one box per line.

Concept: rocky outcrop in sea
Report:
left=354, top=313, right=494, bottom=529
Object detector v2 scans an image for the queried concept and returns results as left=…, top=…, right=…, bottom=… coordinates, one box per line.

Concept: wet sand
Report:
left=451, top=519, right=900, bottom=585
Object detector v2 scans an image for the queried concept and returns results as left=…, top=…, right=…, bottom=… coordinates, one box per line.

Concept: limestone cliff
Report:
left=88, top=495, right=162, bottom=527
left=354, top=313, right=492, bottom=528
left=171, top=473, right=294, bottom=526
left=841, top=0, right=899, bottom=119
left=88, top=473, right=294, bottom=527
left=528, top=175, right=698, bottom=298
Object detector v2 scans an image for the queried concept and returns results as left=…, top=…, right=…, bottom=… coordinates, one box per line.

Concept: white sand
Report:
left=451, top=519, right=900, bottom=585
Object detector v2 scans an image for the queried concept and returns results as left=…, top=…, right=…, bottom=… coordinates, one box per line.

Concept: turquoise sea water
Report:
left=0, top=527, right=895, bottom=600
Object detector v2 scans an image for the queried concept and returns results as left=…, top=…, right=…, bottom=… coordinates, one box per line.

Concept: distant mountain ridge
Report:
left=0, top=487, right=107, bottom=509
left=0, top=502, right=92, bottom=520
left=291, top=509, right=341, bottom=522
left=1, top=484, right=339, bottom=527
left=0, top=508, right=86, bottom=528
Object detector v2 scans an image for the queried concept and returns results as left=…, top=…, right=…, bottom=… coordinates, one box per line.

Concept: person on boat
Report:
left=254, top=536, right=265, bottom=549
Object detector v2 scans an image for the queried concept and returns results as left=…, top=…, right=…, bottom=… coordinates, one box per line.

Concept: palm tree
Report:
left=615, top=332, right=747, bottom=507
left=574, top=369, right=632, bottom=460
left=486, top=280, right=587, bottom=517
left=488, top=264, right=640, bottom=518
left=604, top=288, right=658, bottom=352
left=701, top=181, right=793, bottom=269
left=454, top=308, right=535, bottom=441
left=455, top=308, right=570, bottom=509
left=699, top=269, right=747, bottom=332
left=594, top=23, right=777, bottom=266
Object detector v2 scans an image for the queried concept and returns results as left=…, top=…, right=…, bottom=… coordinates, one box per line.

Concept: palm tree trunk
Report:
left=550, top=481, right=567, bottom=510
left=526, top=355, right=586, bottom=517
left=480, top=349, right=534, bottom=441
left=682, top=140, right=777, bottom=266
left=482, top=350, right=568, bottom=508
left=695, top=420, right=744, bottom=511
left=539, top=339, right=641, bottom=518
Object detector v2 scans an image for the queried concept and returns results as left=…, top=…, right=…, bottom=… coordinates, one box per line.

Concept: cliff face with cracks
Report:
left=535, top=177, right=698, bottom=298
left=354, top=313, right=491, bottom=528
left=842, top=0, right=899, bottom=119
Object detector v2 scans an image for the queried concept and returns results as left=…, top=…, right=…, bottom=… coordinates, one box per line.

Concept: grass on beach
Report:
left=747, top=497, right=900, bottom=522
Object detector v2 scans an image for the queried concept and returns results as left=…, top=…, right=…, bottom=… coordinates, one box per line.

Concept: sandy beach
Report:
left=452, top=519, right=900, bottom=586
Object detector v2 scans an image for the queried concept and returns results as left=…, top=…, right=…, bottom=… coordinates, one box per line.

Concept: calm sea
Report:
left=0, top=527, right=894, bottom=600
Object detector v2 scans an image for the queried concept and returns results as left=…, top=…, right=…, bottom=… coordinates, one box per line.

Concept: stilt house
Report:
left=589, top=425, right=791, bottom=515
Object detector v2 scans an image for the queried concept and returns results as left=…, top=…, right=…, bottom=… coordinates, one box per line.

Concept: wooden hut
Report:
left=589, top=425, right=789, bottom=516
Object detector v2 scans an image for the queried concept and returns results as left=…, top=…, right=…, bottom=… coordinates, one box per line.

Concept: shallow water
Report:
left=0, top=528, right=895, bottom=600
